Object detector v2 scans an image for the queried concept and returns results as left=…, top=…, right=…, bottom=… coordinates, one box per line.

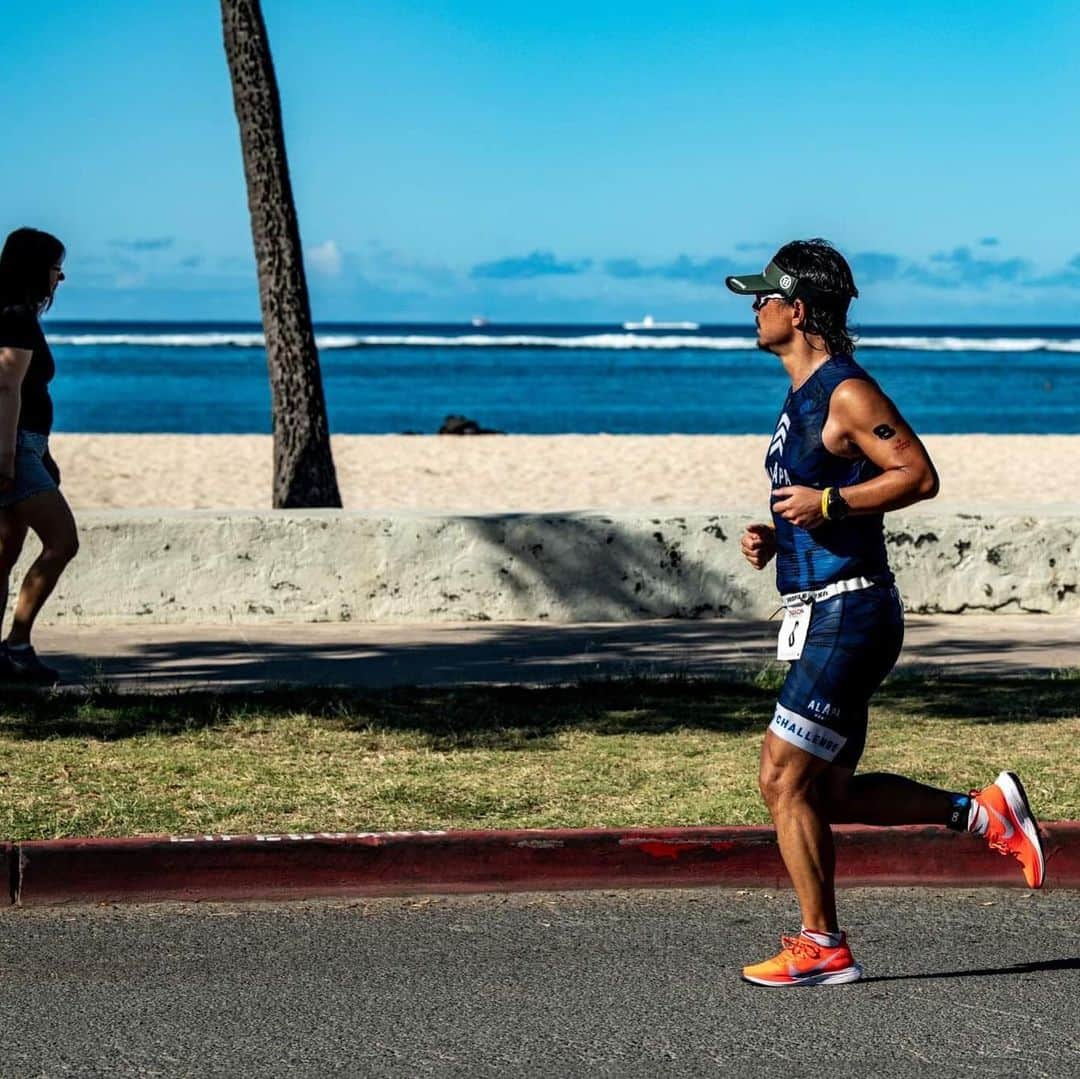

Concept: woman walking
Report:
left=0, top=227, right=79, bottom=685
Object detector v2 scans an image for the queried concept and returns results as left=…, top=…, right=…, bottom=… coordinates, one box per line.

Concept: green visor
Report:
left=725, top=260, right=857, bottom=302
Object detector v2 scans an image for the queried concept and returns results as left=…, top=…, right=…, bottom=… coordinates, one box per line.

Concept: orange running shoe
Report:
left=971, top=771, right=1045, bottom=888
left=742, top=932, right=862, bottom=988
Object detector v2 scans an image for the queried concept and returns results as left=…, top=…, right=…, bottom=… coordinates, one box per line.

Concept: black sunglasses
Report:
left=752, top=293, right=788, bottom=312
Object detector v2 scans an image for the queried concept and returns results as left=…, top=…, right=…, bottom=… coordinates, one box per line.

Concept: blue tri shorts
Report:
left=770, top=583, right=904, bottom=769
left=0, top=429, right=59, bottom=509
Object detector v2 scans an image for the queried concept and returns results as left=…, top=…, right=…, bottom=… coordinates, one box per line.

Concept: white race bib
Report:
left=777, top=600, right=812, bottom=661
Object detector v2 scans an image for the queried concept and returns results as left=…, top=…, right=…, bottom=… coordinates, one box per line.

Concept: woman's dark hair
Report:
left=773, top=238, right=858, bottom=356
left=0, top=227, right=66, bottom=314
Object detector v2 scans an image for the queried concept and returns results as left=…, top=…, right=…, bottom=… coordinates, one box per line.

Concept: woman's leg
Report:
left=5, top=488, right=78, bottom=646
left=0, top=509, right=29, bottom=636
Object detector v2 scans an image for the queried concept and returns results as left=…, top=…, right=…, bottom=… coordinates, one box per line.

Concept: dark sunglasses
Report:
left=752, top=293, right=788, bottom=312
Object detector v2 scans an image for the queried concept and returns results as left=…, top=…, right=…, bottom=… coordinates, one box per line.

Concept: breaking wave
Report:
left=44, top=331, right=1080, bottom=353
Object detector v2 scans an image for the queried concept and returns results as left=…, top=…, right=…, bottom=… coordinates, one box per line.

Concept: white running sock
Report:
left=801, top=927, right=843, bottom=948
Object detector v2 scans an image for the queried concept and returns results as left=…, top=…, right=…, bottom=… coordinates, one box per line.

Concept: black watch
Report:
left=826, top=487, right=850, bottom=521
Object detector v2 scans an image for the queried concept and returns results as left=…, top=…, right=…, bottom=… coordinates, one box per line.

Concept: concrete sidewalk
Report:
left=27, top=613, right=1080, bottom=691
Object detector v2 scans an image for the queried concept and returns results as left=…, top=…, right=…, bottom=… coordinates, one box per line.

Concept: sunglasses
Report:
left=752, top=293, right=788, bottom=312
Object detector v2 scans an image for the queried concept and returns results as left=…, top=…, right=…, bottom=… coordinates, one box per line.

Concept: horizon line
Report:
left=40, top=318, right=1080, bottom=330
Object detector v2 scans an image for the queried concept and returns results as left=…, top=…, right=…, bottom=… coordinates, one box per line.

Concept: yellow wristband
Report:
left=821, top=487, right=832, bottom=521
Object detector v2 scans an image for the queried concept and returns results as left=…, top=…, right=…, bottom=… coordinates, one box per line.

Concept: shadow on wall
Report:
left=438, top=513, right=760, bottom=621
left=22, top=509, right=1080, bottom=624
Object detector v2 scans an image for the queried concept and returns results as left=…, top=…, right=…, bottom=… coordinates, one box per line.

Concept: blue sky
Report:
left=3, top=0, right=1079, bottom=324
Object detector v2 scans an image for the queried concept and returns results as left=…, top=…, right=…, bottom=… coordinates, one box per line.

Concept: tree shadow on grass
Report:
left=876, top=675, right=1080, bottom=725
left=0, top=671, right=1076, bottom=748
left=0, top=677, right=773, bottom=745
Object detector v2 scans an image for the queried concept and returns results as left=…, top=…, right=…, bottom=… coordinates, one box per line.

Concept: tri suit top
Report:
left=0, top=303, right=55, bottom=436
left=766, top=354, right=892, bottom=594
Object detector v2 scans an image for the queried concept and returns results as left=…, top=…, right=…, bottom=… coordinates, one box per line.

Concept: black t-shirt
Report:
left=0, top=304, right=54, bottom=435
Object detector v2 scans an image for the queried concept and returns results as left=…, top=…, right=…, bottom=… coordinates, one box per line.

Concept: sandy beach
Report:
left=47, top=434, right=1073, bottom=512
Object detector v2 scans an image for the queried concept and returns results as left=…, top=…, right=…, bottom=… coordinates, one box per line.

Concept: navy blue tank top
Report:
left=766, top=354, right=892, bottom=594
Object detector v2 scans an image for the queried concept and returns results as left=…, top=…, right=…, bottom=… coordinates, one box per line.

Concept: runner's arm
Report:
left=771, top=379, right=939, bottom=528
left=826, top=378, right=939, bottom=514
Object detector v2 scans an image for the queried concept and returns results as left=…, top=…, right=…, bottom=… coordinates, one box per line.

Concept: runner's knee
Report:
left=758, top=759, right=817, bottom=809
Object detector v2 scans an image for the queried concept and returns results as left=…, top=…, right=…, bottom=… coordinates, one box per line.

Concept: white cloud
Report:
left=307, top=240, right=343, bottom=277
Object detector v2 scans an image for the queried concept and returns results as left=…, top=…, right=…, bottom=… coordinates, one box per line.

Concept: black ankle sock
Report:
left=946, top=793, right=971, bottom=832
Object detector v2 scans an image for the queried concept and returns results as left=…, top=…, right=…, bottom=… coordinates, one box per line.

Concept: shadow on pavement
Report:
left=861, top=956, right=1080, bottom=984
left=47, top=621, right=780, bottom=691
left=30, top=617, right=1080, bottom=695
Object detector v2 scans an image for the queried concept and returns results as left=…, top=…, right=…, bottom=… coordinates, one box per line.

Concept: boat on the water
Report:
left=622, top=314, right=700, bottom=331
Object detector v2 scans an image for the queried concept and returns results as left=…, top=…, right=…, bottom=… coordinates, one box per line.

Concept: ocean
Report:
left=42, top=321, right=1080, bottom=435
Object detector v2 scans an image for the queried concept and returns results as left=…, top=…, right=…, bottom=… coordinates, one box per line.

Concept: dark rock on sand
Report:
left=438, top=414, right=505, bottom=435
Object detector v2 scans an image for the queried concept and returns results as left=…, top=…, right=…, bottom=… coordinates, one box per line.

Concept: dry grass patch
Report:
left=0, top=675, right=1076, bottom=839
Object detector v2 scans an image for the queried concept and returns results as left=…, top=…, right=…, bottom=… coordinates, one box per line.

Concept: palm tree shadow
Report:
left=861, top=956, right=1080, bottom=984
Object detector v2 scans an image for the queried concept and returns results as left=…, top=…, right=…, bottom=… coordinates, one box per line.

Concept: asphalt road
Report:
left=1, top=887, right=1077, bottom=1078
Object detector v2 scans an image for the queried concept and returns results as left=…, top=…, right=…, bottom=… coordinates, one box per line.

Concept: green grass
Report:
left=1, top=673, right=1077, bottom=840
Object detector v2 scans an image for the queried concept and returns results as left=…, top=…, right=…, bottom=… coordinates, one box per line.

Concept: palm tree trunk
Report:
left=220, top=0, right=341, bottom=508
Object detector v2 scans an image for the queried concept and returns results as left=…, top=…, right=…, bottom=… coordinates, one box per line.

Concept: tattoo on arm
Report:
left=894, top=438, right=911, bottom=452
left=873, top=424, right=896, bottom=440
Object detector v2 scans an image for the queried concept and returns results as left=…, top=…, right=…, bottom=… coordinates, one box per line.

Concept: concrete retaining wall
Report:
left=15, top=508, right=1079, bottom=625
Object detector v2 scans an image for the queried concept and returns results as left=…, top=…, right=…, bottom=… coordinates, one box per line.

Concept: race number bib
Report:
left=777, top=600, right=812, bottom=661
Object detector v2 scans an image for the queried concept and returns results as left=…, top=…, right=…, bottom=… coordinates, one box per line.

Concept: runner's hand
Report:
left=741, top=523, right=777, bottom=570
left=771, top=486, right=826, bottom=530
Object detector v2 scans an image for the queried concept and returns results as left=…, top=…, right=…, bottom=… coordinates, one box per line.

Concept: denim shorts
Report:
left=770, top=583, right=905, bottom=770
left=0, top=429, right=59, bottom=509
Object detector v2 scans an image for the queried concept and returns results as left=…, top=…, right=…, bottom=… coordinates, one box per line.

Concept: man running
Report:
left=727, top=238, right=1044, bottom=988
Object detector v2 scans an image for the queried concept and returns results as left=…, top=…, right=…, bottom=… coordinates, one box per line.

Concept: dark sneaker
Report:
left=2, top=643, right=60, bottom=686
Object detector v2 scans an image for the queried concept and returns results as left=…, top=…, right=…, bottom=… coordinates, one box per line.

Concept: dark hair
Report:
left=773, top=238, right=857, bottom=356
left=0, top=227, right=66, bottom=314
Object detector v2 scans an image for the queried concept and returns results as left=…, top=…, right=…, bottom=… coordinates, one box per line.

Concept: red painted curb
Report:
left=10, top=823, right=1079, bottom=906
